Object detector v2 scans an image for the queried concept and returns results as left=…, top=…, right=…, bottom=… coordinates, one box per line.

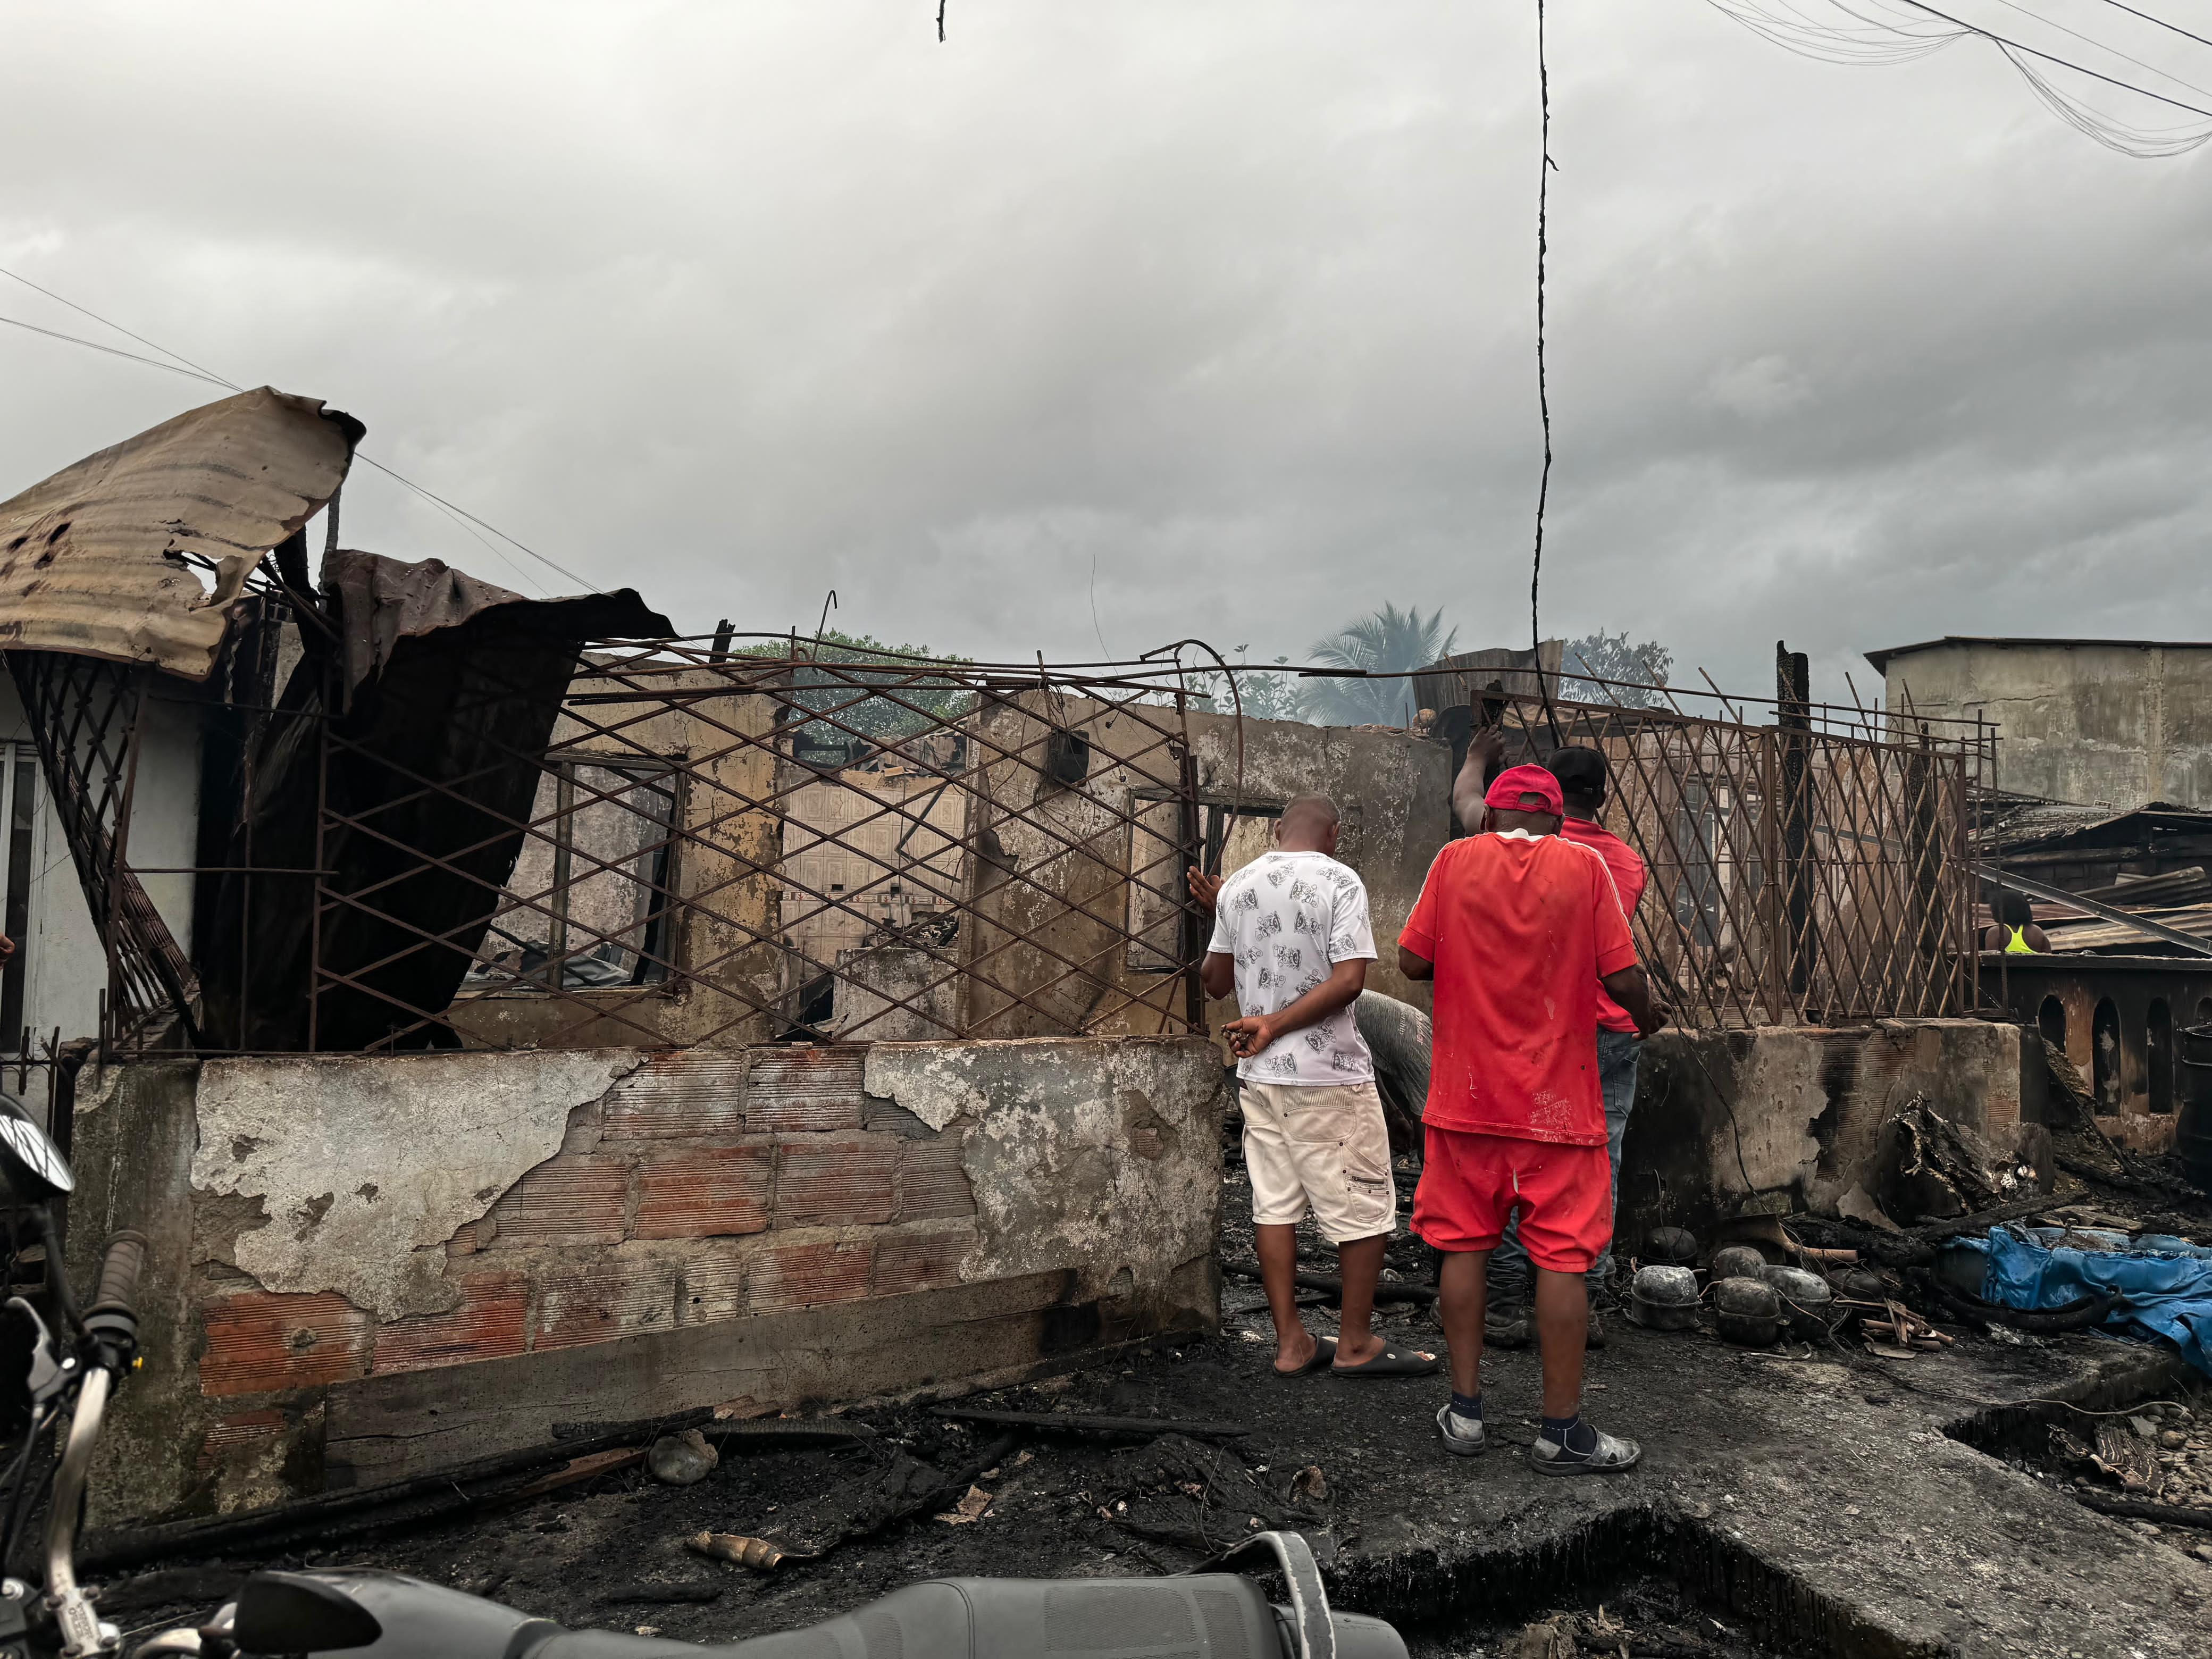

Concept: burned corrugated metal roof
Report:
left=0, top=387, right=362, bottom=681
left=1975, top=798, right=2212, bottom=856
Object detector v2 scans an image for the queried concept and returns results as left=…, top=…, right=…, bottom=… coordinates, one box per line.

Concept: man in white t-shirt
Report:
left=1188, top=795, right=1439, bottom=1381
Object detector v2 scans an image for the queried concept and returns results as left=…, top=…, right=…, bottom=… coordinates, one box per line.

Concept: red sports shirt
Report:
left=1560, top=816, right=1648, bottom=1034
left=1399, top=830, right=1639, bottom=1146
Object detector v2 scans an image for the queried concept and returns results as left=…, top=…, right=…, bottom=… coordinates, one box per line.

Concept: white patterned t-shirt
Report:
left=1205, top=850, right=1378, bottom=1086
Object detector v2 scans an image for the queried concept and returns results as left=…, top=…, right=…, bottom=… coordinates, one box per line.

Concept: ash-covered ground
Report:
left=95, top=1145, right=2212, bottom=1658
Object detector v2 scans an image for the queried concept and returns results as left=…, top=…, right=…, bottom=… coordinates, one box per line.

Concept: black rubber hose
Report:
left=1925, top=1275, right=2122, bottom=1333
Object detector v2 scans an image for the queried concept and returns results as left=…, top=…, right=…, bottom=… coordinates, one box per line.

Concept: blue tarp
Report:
left=1965, top=1227, right=2212, bottom=1377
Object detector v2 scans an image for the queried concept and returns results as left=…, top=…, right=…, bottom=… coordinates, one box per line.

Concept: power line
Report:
left=0, top=266, right=598, bottom=592
left=351, top=456, right=600, bottom=593
left=1987, top=0, right=2212, bottom=105
left=0, top=264, right=238, bottom=389
left=1903, top=0, right=2212, bottom=115
left=0, top=314, right=232, bottom=388
left=1529, top=0, right=1563, bottom=746
left=2090, top=0, right=2212, bottom=54
left=1709, top=0, right=2212, bottom=153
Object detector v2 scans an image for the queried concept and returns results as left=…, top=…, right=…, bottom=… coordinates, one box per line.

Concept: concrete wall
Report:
left=67, top=1036, right=1222, bottom=1525
left=1877, top=640, right=2212, bottom=809
left=1614, top=1019, right=2024, bottom=1246
left=1184, top=709, right=1454, bottom=1014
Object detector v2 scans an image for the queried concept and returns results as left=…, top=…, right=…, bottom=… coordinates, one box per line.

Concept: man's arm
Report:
left=1189, top=866, right=1234, bottom=999
left=1600, top=962, right=1663, bottom=1037
left=1201, top=951, right=1235, bottom=1001
left=1222, top=959, right=1368, bottom=1058
left=1449, top=728, right=1505, bottom=834
left=1398, top=943, right=1434, bottom=982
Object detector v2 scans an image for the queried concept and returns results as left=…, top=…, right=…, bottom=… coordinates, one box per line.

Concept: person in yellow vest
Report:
left=1981, top=891, right=2050, bottom=954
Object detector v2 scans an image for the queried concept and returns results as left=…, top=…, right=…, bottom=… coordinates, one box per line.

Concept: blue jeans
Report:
left=1488, top=1029, right=1641, bottom=1302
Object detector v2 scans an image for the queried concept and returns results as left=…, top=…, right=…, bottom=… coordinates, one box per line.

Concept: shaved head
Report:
left=1276, top=794, right=1340, bottom=852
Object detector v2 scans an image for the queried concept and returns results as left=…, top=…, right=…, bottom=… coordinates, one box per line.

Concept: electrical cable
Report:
left=0, top=315, right=232, bottom=388
left=0, top=267, right=594, bottom=593
left=1985, top=0, right=2212, bottom=104
left=1530, top=0, right=1564, bottom=748
left=0, top=265, right=238, bottom=388
left=2089, top=0, right=2212, bottom=52
left=1707, top=0, right=2212, bottom=154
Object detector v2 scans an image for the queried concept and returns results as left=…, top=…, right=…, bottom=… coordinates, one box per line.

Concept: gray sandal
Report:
left=1528, top=1423, right=1641, bottom=1476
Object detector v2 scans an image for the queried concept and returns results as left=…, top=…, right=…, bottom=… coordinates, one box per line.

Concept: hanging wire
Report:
left=1704, top=0, right=2212, bottom=156
left=1530, top=0, right=1564, bottom=746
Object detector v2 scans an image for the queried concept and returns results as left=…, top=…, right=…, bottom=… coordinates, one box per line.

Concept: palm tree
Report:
left=1298, top=604, right=1460, bottom=726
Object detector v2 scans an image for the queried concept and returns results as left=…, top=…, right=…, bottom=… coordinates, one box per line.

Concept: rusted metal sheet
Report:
left=0, top=387, right=362, bottom=681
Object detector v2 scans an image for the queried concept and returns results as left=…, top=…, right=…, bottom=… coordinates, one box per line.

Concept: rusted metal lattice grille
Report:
left=6, top=651, right=201, bottom=1047
left=288, top=642, right=1208, bottom=1052
left=1476, top=691, right=1979, bottom=1027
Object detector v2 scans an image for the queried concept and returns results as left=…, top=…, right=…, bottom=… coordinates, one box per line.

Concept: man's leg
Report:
left=1436, top=1247, right=1491, bottom=1401
left=1241, top=1084, right=1321, bottom=1373
left=1255, top=1221, right=1319, bottom=1372
left=1585, top=1031, right=1643, bottom=1297
left=1334, top=1232, right=1387, bottom=1366
left=1521, top=1143, right=1641, bottom=1475
left=1532, top=1266, right=1587, bottom=1416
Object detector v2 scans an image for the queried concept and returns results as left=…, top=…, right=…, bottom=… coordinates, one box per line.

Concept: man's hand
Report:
left=1220, top=959, right=1368, bottom=1059
left=1221, top=1014, right=1277, bottom=1058
left=0, top=935, right=14, bottom=969
left=1187, top=867, right=1222, bottom=912
left=1601, top=963, right=1664, bottom=1038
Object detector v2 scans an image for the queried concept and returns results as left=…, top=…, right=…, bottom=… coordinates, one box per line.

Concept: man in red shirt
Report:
left=1487, top=747, right=1650, bottom=1348
left=1400, top=764, right=1661, bottom=1475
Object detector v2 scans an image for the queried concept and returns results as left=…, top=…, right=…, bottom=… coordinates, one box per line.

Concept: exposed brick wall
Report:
left=88, top=1036, right=1228, bottom=1522
left=191, top=1045, right=984, bottom=1402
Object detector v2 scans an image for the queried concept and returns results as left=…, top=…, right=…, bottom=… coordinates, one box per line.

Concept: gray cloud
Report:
left=2, top=2, right=2208, bottom=710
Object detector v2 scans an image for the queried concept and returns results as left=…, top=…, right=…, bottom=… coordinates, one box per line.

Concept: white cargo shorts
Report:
left=1238, top=1078, right=1396, bottom=1244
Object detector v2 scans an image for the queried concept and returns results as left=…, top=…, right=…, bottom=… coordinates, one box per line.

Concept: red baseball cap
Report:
left=1484, top=763, right=1564, bottom=815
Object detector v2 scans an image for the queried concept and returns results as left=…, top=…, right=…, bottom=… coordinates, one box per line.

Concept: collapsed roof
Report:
left=0, top=387, right=362, bottom=681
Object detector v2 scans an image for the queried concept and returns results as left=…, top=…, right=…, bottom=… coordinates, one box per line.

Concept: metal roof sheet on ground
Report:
left=0, top=388, right=362, bottom=682
left=1865, top=635, right=2212, bottom=673
left=2042, top=902, right=2212, bottom=953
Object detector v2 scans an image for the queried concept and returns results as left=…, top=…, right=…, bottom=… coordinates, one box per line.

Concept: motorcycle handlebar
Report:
left=90, top=1230, right=149, bottom=1321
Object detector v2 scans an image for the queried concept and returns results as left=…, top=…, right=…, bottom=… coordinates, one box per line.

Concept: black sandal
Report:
left=1331, top=1345, right=1440, bottom=1378
left=1274, top=1335, right=1337, bottom=1376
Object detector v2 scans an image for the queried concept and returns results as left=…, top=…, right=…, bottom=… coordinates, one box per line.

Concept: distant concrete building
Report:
left=1865, top=636, right=2212, bottom=810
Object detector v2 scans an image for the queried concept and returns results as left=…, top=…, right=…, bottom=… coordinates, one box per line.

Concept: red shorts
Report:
left=1411, top=1126, right=1612, bottom=1273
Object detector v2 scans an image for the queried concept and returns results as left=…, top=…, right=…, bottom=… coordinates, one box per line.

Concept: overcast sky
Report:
left=3, top=1, right=2209, bottom=707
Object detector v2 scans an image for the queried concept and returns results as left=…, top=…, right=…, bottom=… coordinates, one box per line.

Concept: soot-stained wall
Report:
left=68, top=1037, right=1223, bottom=1526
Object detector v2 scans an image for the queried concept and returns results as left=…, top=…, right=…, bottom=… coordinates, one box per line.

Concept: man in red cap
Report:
left=1399, top=762, right=1661, bottom=1474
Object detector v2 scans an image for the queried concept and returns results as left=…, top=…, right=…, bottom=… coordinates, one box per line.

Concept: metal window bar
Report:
left=41, top=624, right=1984, bottom=1055
left=1473, top=684, right=1976, bottom=1027
left=268, top=642, right=1214, bottom=1052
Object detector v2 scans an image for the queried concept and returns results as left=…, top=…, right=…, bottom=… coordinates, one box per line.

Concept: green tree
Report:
left=1562, top=630, right=1673, bottom=709
left=1298, top=604, right=1459, bottom=726
left=1179, top=647, right=1303, bottom=722
left=734, top=630, right=975, bottom=742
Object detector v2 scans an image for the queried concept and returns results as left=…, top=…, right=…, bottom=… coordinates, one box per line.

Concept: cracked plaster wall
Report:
left=191, top=1051, right=644, bottom=1319
left=863, top=1037, right=1222, bottom=1293
left=74, top=1037, right=1223, bottom=1523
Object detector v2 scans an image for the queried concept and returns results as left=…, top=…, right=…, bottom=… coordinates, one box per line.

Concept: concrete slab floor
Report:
left=97, top=1296, right=2209, bottom=1658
